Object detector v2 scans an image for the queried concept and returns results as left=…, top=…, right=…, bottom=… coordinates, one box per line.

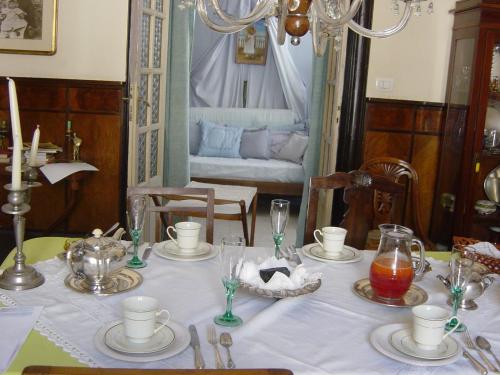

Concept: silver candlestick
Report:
left=0, top=183, right=44, bottom=290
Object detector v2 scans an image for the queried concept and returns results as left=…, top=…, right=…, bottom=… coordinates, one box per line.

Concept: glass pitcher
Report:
left=369, top=224, right=426, bottom=300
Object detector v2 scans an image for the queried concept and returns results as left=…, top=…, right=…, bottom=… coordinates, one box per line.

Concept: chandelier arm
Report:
left=311, top=7, right=327, bottom=57
left=207, top=0, right=274, bottom=26
left=347, top=1, right=412, bottom=38
left=196, top=0, right=248, bottom=34
left=312, top=0, right=363, bottom=28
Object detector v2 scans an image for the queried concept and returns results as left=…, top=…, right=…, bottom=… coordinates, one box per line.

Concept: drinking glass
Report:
left=270, top=199, right=290, bottom=258
left=214, top=235, right=245, bottom=327
left=126, top=195, right=147, bottom=269
left=445, top=246, right=474, bottom=332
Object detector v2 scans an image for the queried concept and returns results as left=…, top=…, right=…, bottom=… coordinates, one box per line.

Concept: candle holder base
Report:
left=0, top=264, right=44, bottom=291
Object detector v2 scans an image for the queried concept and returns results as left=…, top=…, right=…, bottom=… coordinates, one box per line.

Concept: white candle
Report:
left=29, top=125, right=40, bottom=167
left=7, top=78, right=23, bottom=190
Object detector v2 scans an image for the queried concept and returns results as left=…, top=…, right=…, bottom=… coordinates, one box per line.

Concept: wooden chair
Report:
left=127, top=186, right=215, bottom=244
left=304, top=170, right=405, bottom=250
left=360, top=157, right=433, bottom=249
left=22, top=367, right=293, bottom=375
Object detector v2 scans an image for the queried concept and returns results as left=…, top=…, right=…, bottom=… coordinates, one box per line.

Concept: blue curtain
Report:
left=295, top=51, right=328, bottom=246
left=164, top=4, right=194, bottom=187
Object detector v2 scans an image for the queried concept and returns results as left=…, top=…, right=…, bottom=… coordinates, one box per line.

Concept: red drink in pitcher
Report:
left=369, top=256, right=414, bottom=300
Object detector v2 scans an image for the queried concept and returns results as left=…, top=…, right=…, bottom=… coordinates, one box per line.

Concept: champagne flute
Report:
left=126, top=194, right=147, bottom=269
left=270, top=199, right=290, bottom=258
left=214, top=235, right=245, bottom=327
left=445, top=246, right=474, bottom=332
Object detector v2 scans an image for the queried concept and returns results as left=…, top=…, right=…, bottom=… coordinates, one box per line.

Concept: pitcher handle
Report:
left=412, top=238, right=426, bottom=278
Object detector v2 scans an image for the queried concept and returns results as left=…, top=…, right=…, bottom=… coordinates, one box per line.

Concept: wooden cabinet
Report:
left=0, top=78, right=127, bottom=236
left=432, top=0, right=500, bottom=246
left=362, top=99, right=445, bottom=239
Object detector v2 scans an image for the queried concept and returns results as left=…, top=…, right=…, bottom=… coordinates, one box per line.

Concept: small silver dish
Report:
left=239, top=279, right=321, bottom=299
left=64, top=268, right=142, bottom=296
left=352, top=278, right=428, bottom=308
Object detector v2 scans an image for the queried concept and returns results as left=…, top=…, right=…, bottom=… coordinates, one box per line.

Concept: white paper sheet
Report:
left=40, top=163, right=98, bottom=184
left=0, top=306, right=42, bottom=373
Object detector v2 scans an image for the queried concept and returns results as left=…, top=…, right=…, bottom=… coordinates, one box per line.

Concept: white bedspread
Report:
left=190, top=155, right=305, bottom=183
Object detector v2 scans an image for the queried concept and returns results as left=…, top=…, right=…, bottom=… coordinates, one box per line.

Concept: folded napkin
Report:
left=239, top=256, right=321, bottom=291
left=470, top=242, right=500, bottom=258
left=0, top=306, right=42, bottom=373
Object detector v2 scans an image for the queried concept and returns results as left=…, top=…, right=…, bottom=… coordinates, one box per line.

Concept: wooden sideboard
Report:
left=0, top=77, right=127, bottom=235
left=362, top=98, right=445, bottom=240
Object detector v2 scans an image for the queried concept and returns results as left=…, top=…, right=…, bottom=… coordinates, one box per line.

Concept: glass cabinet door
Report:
left=484, top=43, right=500, bottom=152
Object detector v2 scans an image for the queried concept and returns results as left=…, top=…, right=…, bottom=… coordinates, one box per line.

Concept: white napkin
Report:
left=239, top=256, right=322, bottom=291
left=0, top=306, right=42, bottom=372
left=470, top=242, right=500, bottom=258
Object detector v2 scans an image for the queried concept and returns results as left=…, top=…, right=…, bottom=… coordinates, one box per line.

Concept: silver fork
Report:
left=464, top=329, right=499, bottom=372
left=207, top=324, right=225, bottom=369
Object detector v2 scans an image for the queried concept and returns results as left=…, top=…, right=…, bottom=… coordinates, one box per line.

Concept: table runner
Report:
left=1, top=245, right=499, bottom=374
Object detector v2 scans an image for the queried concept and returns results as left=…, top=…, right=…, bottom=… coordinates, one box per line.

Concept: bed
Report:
left=189, top=107, right=306, bottom=196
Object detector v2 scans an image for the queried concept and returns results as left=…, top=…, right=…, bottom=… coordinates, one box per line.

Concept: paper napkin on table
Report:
left=0, top=306, right=42, bottom=373
left=239, top=257, right=321, bottom=291
left=470, top=242, right=500, bottom=258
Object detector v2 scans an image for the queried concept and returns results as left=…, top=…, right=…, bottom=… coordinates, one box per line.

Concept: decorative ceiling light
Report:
left=179, top=0, right=433, bottom=56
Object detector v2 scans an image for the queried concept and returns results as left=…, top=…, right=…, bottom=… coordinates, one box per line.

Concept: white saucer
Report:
left=390, top=328, right=459, bottom=360
left=370, top=323, right=461, bottom=367
left=163, top=240, right=211, bottom=256
left=153, top=240, right=217, bottom=262
left=104, top=321, right=175, bottom=354
left=302, top=243, right=363, bottom=263
left=95, top=320, right=190, bottom=362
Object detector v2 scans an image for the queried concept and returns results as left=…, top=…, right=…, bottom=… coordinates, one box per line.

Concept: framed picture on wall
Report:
left=0, top=0, right=57, bottom=55
left=235, top=19, right=268, bottom=65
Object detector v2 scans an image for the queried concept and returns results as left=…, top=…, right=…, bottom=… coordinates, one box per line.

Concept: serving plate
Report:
left=352, top=278, right=428, bottom=307
left=484, top=165, right=500, bottom=205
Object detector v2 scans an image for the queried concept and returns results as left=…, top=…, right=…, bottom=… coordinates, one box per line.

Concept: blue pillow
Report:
left=197, top=120, right=244, bottom=158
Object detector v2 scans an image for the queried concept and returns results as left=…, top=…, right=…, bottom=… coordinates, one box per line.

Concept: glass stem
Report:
left=450, top=288, right=462, bottom=326
left=223, top=285, right=235, bottom=318
left=131, top=230, right=140, bottom=260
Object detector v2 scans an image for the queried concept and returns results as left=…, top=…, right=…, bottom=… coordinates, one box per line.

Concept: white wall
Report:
left=0, top=0, right=129, bottom=82
left=366, top=0, right=456, bottom=103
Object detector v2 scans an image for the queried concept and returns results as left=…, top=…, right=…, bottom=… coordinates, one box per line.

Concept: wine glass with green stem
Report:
left=126, top=194, right=147, bottom=269
left=445, top=246, right=474, bottom=332
left=214, top=235, right=245, bottom=327
left=270, top=199, right=290, bottom=258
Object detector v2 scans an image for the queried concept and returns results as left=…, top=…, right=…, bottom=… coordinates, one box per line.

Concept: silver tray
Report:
left=240, top=279, right=321, bottom=299
left=484, top=165, right=500, bottom=205
left=352, top=278, right=428, bottom=308
left=64, top=268, right=143, bottom=296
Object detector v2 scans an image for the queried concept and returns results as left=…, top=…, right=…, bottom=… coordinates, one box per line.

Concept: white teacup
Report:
left=166, top=221, right=201, bottom=252
left=412, top=305, right=460, bottom=350
left=122, top=296, right=170, bottom=343
left=313, top=227, right=347, bottom=254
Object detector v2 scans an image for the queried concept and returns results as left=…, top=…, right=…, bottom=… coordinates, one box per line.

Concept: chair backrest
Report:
left=22, top=366, right=294, bottom=375
left=360, top=157, right=433, bottom=249
left=127, top=186, right=215, bottom=244
left=304, top=170, right=405, bottom=250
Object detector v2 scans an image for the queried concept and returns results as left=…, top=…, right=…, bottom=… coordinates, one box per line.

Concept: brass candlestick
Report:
left=0, top=180, right=44, bottom=291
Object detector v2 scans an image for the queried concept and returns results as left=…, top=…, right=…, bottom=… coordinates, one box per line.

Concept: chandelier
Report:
left=179, top=0, right=433, bottom=56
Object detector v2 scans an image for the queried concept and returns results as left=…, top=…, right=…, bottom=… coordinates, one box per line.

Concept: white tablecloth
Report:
left=1, top=246, right=499, bottom=375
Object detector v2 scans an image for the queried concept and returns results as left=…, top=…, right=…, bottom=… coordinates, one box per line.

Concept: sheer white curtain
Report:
left=190, top=1, right=307, bottom=120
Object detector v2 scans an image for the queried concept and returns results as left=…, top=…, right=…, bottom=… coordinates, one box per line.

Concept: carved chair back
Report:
left=304, top=171, right=405, bottom=250
left=360, top=157, right=433, bottom=249
left=127, top=186, right=215, bottom=244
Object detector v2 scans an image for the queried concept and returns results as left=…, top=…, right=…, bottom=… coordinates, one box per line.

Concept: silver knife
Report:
left=463, top=349, right=488, bottom=375
left=189, top=324, right=205, bottom=369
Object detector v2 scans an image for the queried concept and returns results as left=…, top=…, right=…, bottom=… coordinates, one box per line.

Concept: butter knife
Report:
left=189, top=324, right=205, bottom=369
left=463, top=349, right=488, bottom=375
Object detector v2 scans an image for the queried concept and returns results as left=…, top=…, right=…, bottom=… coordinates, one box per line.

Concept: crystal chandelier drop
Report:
left=179, top=0, right=434, bottom=56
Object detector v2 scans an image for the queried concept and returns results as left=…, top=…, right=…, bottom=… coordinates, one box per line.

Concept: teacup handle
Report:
left=166, top=226, right=178, bottom=245
left=313, top=229, right=323, bottom=247
left=443, top=316, right=461, bottom=339
left=153, top=309, right=171, bottom=334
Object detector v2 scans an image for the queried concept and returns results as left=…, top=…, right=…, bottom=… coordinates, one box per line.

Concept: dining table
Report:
left=1, top=237, right=499, bottom=375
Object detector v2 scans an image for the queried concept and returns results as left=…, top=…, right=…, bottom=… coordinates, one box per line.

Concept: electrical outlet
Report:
left=375, top=78, right=394, bottom=91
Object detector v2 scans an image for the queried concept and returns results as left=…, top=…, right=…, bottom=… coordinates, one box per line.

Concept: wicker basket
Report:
left=452, top=236, right=500, bottom=274
left=239, top=279, right=321, bottom=299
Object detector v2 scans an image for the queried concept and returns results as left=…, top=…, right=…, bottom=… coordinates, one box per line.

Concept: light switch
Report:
left=375, top=78, right=394, bottom=91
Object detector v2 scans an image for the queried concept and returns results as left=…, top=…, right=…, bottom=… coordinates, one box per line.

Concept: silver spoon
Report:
left=220, top=332, right=235, bottom=368
left=476, top=335, right=500, bottom=368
